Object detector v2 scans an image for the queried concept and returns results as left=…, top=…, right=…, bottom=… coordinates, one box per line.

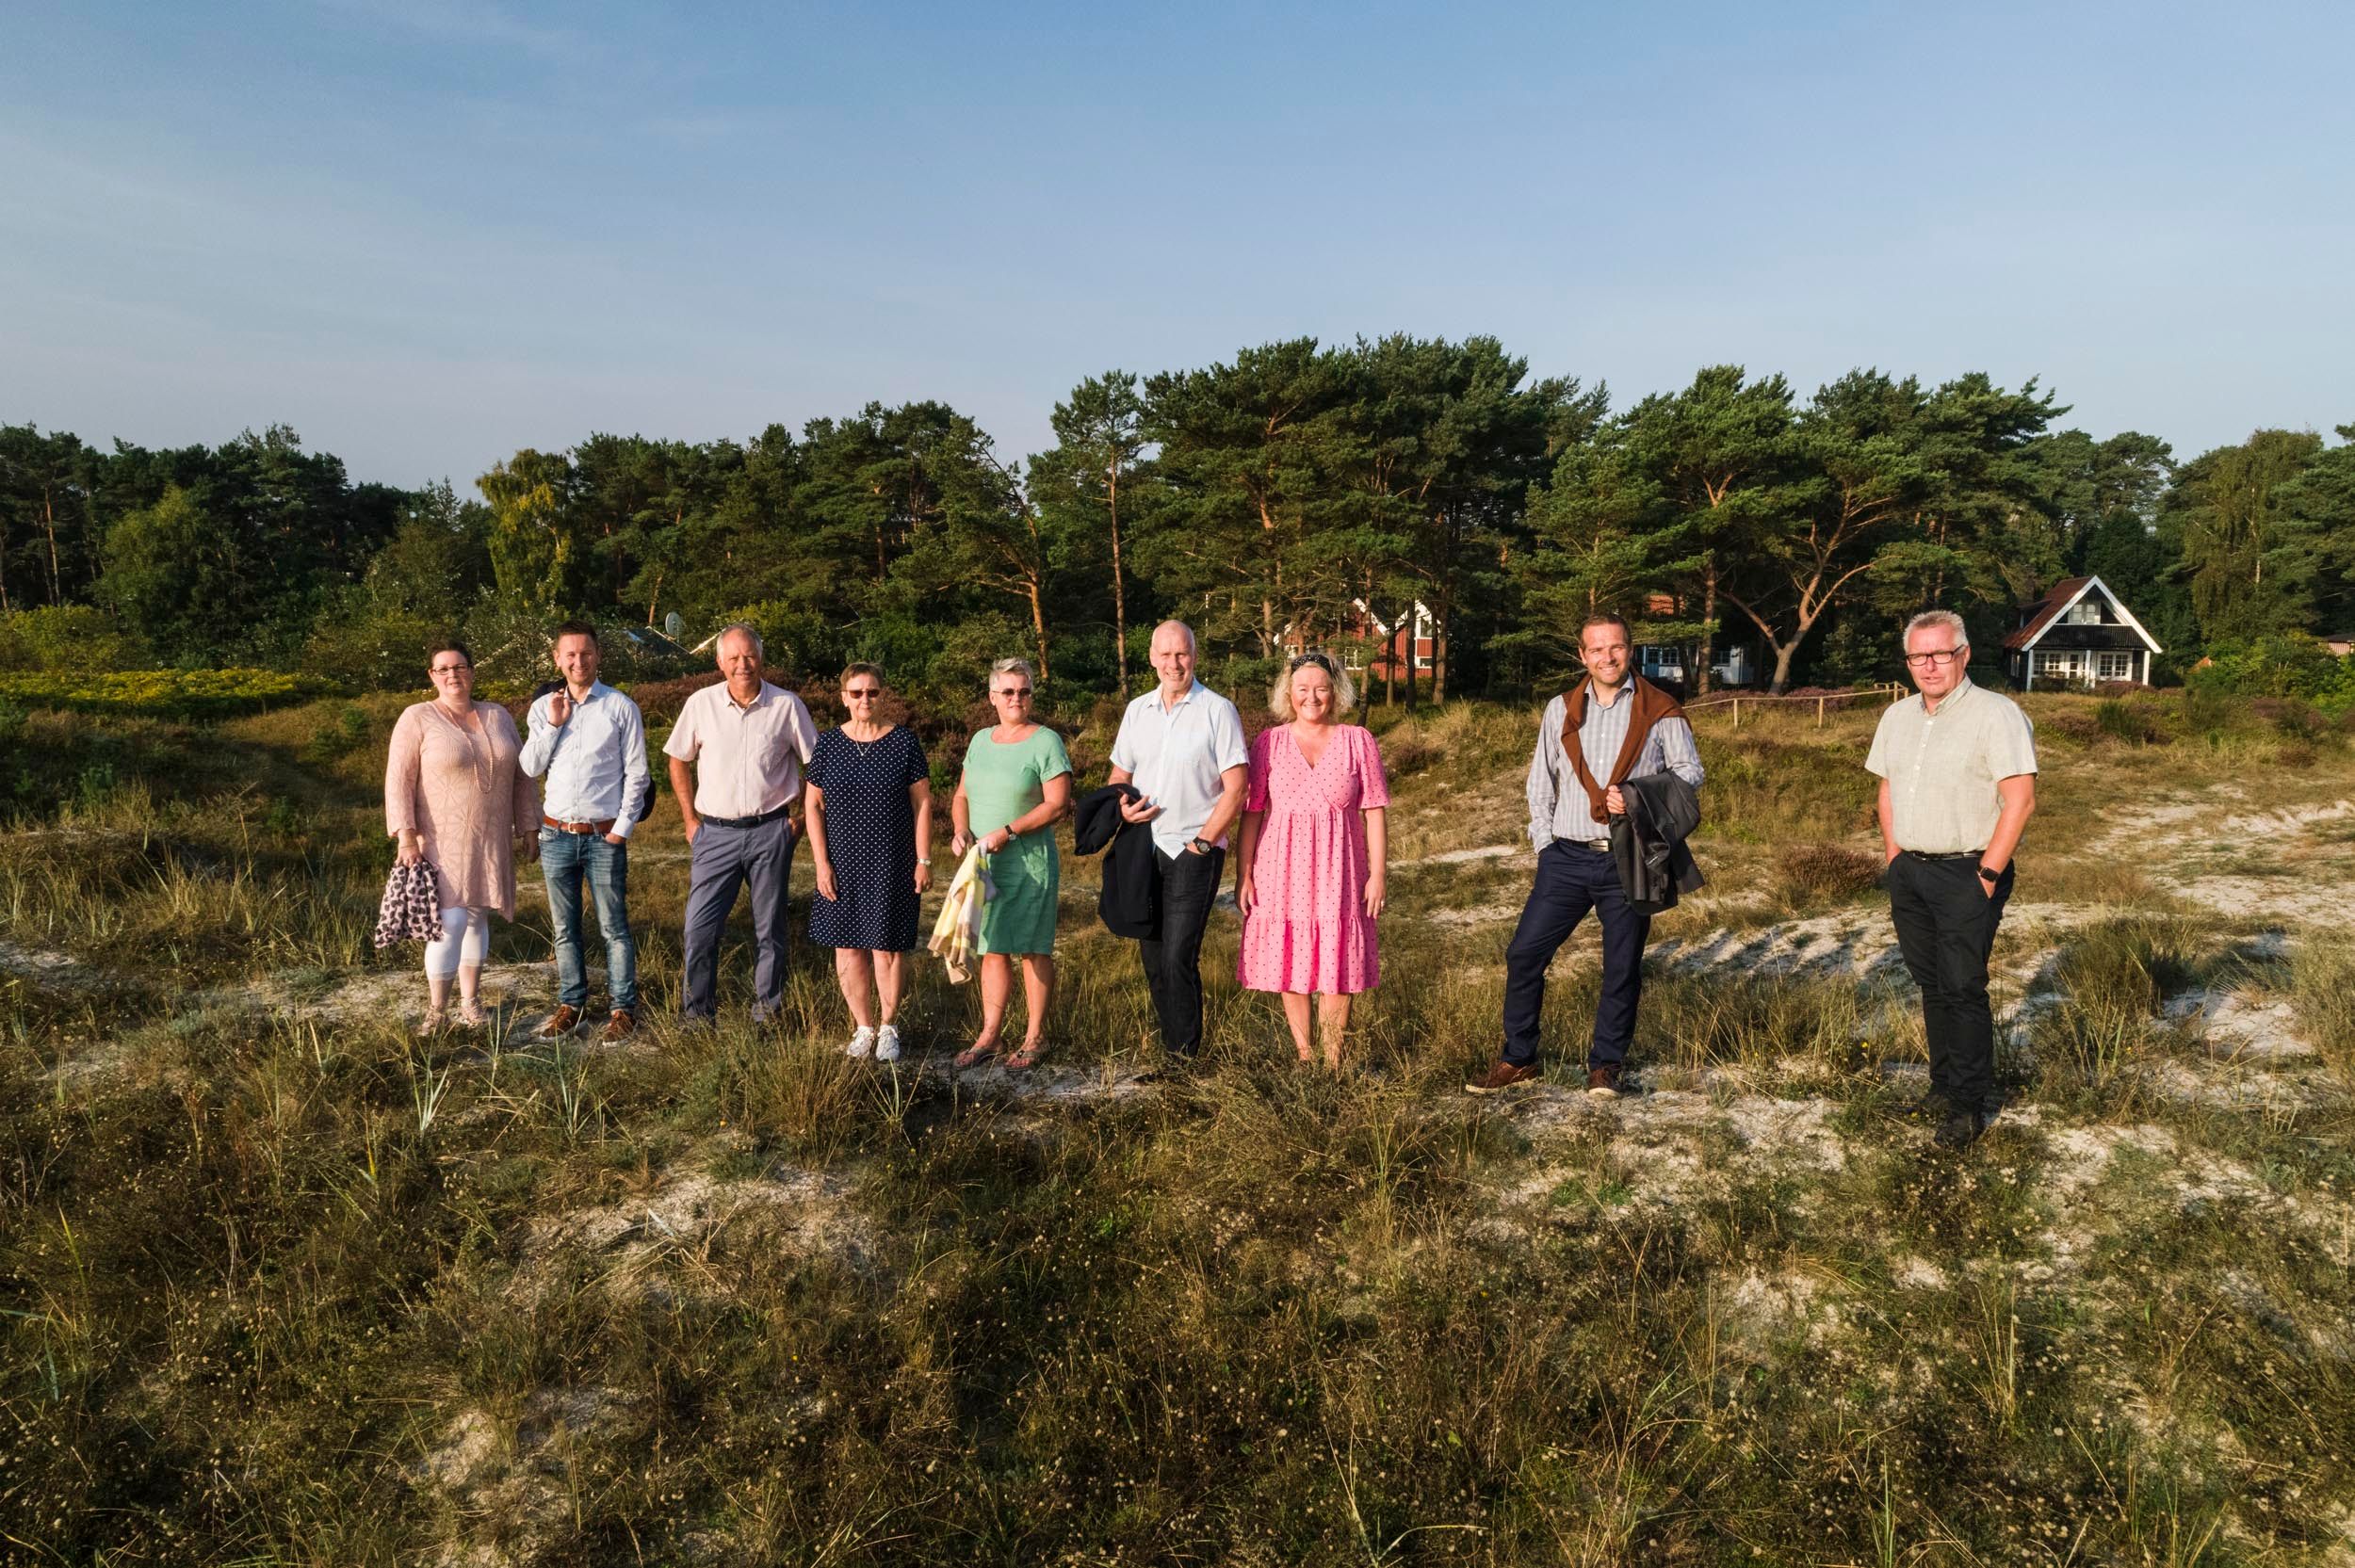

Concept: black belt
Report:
left=1554, top=836, right=1611, bottom=852
left=698, top=803, right=791, bottom=831
left=1901, top=849, right=1981, bottom=861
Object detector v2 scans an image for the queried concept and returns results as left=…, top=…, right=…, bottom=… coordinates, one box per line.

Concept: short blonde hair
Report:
left=988, top=656, right=1035, bottom=692
left=1268, top=652, right=1356, bottom=720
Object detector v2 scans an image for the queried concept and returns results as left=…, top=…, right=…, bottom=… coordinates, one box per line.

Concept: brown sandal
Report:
left=1004, top=1042, right=1046, bottom=1072
left=953, top=1042, right=1001, bottom=1070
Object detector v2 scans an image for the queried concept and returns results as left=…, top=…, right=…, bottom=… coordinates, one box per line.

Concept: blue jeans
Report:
left=1501, top=840, right=1650, bottom=1069
left=540, top=829, right=638, bottom=1015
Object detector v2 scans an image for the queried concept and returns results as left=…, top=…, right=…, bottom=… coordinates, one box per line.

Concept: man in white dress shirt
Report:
left=520, top=622, right=651, bottom=1042
left=1107, top=621, right=1248, bottom=1061
left=664, top=624, right=818, bottom=1026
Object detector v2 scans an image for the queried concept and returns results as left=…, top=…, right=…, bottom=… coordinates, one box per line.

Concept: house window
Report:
left=2067, top=600, right=2104, bottom=625
left=2036, top=650, right=2087, bottom=685
left=2096, top=651, right=2136, bottom=682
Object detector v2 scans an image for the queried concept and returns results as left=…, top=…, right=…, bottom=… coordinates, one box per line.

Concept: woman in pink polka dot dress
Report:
left=1235, top=652, right=1390, bottom=1067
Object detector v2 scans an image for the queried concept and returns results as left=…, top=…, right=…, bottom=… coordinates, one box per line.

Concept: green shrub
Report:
left=0, top=604, right=154, bottom=671
left=0, top=668, right=336, bottom=719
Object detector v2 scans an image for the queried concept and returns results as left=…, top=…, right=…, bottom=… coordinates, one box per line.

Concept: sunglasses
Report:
left=994, top=687, right=1033, bottom=699
left=842, top=687, right=883, bottom=700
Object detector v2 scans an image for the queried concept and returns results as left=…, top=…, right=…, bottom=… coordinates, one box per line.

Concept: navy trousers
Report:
left=680, top=815, right=796, bottom=1019
left=1501, top=840, right=1649, bottom=1069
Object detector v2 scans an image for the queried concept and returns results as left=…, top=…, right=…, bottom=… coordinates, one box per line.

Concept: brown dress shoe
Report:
left=1466, top=1059, right=1539, bottom=1094
left=600, top=1009, right=636, bottom=1043
left=535, top=1004, right=582, bottom=1040
left=1585, top=1065, right=1624, bottom=1097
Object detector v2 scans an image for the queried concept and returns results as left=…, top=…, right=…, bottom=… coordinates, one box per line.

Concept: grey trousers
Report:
left=681, top=814, right=795, bottom=1019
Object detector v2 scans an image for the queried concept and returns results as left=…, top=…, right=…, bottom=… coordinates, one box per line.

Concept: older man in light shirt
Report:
left=1868, top=608, right=2038, bottom=1149
left=1106, top=621, right=1249, bottom=1062
left=665, top=623, right=818, bottom=1026
left=521, top=622, right=652, bottom=1042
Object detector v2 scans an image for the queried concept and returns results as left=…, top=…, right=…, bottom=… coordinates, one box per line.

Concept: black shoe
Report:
left=1912, top=1090, right=1959, bottom=1123
left=1933, top=1108, right=1988, bottom=1150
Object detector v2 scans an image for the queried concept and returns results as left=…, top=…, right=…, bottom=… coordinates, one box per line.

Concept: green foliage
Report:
left=2186, top=633, right=2355, bottom=713
left=0, top=604, right=152, bottom=671
left=0, top=667, right=335, bottom=718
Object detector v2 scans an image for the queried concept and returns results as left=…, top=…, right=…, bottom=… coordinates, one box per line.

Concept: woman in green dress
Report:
left=949, top=657, right=1073, bottom=1071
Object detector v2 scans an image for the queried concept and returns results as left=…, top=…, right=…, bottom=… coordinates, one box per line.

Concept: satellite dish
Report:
left=663, top=612, right=685, bottom=640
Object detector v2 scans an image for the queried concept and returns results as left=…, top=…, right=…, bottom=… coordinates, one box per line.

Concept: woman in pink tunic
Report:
left=384, top=639, right=539, bottom=1031
left=1235, top=652, right=1390, bottom=1068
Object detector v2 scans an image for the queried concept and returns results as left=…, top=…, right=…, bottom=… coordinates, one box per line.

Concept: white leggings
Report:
left=424, top=906, right=490, bottom=979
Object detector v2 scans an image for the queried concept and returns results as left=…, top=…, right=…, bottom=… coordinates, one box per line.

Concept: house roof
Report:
left=2001, top=575, right=2162, bottom=655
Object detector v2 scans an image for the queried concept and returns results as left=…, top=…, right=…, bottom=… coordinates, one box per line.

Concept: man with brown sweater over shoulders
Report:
left=1469, top=614, right=1704, bottom=1096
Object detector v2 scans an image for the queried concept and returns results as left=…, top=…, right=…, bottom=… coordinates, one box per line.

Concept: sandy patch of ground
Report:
left=421, top=1385, right=649, bottom=1567
left=0, top=938, right=99, bottom=988
left=216, top=962, right=565, bottom=1030
left=512, top=1162, right=869, bottom=1303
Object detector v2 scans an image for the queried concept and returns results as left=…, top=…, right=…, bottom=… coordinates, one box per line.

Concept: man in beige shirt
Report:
left=665, top=624, right=818, bottom=1025
left=1865, top=609, right=2038, bottom=1148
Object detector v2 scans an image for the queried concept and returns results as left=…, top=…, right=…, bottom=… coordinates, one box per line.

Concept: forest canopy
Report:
left=5, top=340, right=2350, bottom=703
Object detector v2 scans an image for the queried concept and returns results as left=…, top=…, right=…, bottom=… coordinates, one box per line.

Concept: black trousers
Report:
left=1885, top=852, right=2014, bottom=1114
left=1140, top=846, right=1225, bottom=1056
left=1501, top=840, right=1649, bottom=1069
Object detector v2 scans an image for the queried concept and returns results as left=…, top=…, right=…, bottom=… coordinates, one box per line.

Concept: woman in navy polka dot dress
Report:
left=804, top=664, right=934, bottom=1061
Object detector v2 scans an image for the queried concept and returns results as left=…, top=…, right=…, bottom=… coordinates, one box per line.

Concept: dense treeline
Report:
left=4, top=339, right=2351, bottom=702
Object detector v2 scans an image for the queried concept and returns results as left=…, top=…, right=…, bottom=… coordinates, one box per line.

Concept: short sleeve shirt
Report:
left=662, top=681, right=818, bottom=818
left=1108, top=681, right=1250, bottom=856
left=1864, top=678, right=2038, bottom=853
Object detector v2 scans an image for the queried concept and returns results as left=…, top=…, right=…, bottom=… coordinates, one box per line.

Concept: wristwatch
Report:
left=1190, top=836, right=1211, bottom=854
left=1977, top=864, right=2002, bottom=884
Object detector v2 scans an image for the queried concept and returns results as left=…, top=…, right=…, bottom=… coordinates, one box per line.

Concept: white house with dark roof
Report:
left=2002, top=575, right=2162, bottom=689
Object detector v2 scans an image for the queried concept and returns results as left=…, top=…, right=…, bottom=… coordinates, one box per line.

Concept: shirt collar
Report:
left=724, top=681, right=771, bottom=713
left=1922, top=675, right=1976, bottom=716
left=1155, top=681, right=1199, bottom=712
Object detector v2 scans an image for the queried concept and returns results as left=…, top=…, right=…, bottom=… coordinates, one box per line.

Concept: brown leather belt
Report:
left=543, top=815, right=617, bottom=835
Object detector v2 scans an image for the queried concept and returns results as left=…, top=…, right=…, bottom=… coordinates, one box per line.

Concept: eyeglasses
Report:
left=1903, top=649, right=1963, bottom=668
left=430, top=663, right=472, bottom=676
left=842, top=687, right=883, bottom=701
left=994, top=687, right=1033, bottom=700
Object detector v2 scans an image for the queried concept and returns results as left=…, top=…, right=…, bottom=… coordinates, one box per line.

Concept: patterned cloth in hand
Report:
left=374, top=861, right=443, bottom=949
left=926, top=845, right=995, bottom=983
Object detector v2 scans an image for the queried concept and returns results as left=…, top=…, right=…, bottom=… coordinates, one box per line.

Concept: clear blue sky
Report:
left=5, top=0, right=2349, bottom=487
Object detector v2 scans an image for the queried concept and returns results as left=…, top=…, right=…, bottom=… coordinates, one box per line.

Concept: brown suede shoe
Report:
left=1465, top=1059, right=1538, bottom=1094
left=600, top=1009, right=636, bottom=1043
left=1585, top=1065, right=1624, bottom=1097
left=535, top=1004, right=582, bottom=1040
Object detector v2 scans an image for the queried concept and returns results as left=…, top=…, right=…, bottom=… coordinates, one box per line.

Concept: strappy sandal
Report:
left=414, top=1008, right=449, bottom=1038
left=953, top=1042, right=1001, bottom=1070
left=454, top=1000, right=487, bottom=1028
left=1003, top=1042, right=1046, bottom=1073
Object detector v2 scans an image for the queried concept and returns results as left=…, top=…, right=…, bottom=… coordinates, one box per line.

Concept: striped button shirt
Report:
left=1524, top=686, right=1705, bottom=850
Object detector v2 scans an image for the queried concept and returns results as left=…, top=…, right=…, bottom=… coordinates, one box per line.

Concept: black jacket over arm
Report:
left=1074, top=784, right=1161, bottom=939
left=1610, top=770, right=1704, bottom=914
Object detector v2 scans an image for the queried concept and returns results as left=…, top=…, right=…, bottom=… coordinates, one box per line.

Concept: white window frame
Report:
left=2096, top=650, right=2135, bottom=682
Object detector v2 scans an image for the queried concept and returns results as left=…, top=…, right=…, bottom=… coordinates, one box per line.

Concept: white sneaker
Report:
left=874, top=1025, right=902, bottom=1062
left=843, top=1026, right=876, bottom=1059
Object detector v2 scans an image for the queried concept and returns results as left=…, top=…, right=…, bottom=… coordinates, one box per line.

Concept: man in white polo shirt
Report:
left=1866, top=608, right=2038, bottom=1149
left=665, top=623, right=818, bottom=1026
left=1107, top=621, right=1249, bottom=1061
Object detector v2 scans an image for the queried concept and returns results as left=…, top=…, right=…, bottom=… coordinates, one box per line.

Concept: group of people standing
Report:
left=382, top=606, right=2036, bottom=1148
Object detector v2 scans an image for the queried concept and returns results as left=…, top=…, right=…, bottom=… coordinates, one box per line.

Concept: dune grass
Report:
left=1, top=692, right=2351, bottom=1562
